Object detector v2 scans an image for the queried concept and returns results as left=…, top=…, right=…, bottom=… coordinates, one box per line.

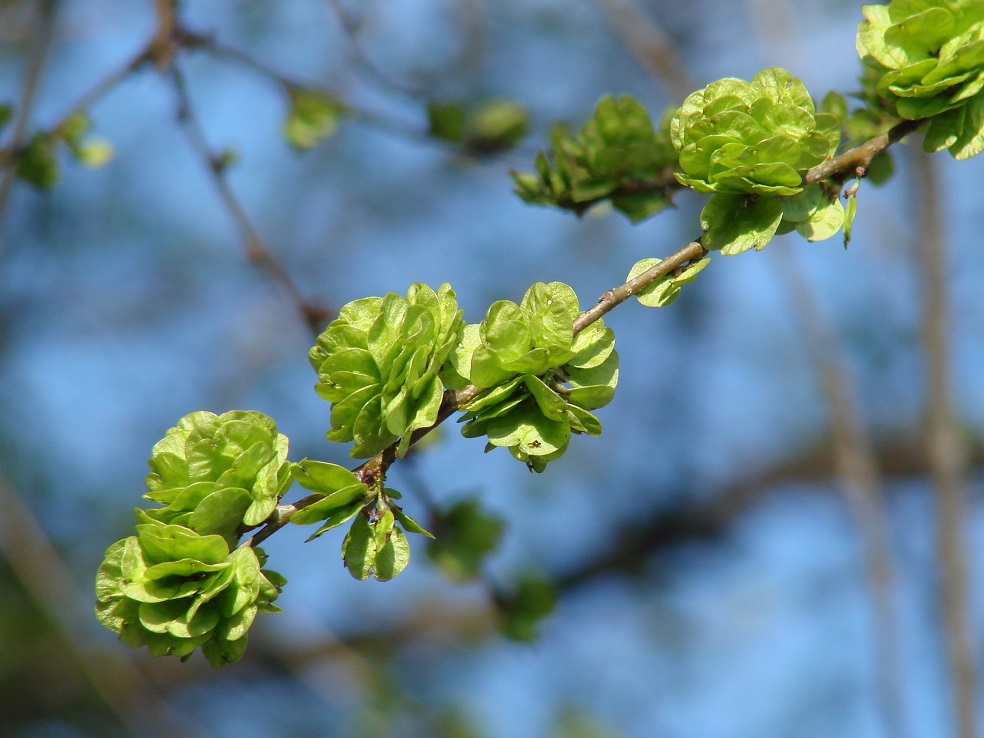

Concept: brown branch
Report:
left=773, top=248, right=911, bottom=738
left=322, top=0, right=422, bottom=98
left=0, top=0, right=57, bottom=256
left=244, top=117, right=933, bottom=548
left=913, top=148, right=978, bottom=738
left=168, top=65, right=332, bottom=337
left=185, top=33, right=430, bottom=144
left=803, top=118, right=924, bottom=187
left=0, top=475, right=194, bottom=738
left=591, top=0, right=696, bottom=101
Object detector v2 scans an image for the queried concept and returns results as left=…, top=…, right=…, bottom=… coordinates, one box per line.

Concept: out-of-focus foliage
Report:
left=512, top=96, right=679, bottom=222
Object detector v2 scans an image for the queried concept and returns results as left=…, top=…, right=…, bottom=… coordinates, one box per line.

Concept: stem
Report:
left=802, top=118, right=924, bottom=187
left=590, top=0, right=696, bottom=101
left=0, top=0, right=57, bottom=256
left=169, top=65, right=332, bottom=336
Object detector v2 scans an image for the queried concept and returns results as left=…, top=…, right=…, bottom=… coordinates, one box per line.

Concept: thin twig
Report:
left=322, top=0, right=423, bottom=98
left=591, top=0, right=696, bottom=101
left=191, top=35, right=429, bottom=143
left=169, top=65, right=331, bottom=337
left=913, top=148, right=978, bottom=738
left=774, top=248, right=910, bottom=738
left=0, top=475, right=196, bottom=738
left=803, top=118, right=923, bottom=187
left=0, top=0, right=58, bottom=255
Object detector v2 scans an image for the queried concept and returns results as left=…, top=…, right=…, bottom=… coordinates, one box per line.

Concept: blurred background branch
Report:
left=914, top=147, right=979, bottom=738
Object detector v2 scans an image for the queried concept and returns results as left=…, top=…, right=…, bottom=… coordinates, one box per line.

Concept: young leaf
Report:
left=627, top=257, right=711, bottom=308
left=341, top=513, right=376, bottom=580
left=15, top=134, right=59, bottom=188
left=392, top=506, right=435, bottom=539
left=700, top=194, right=783, bottom=255
left=292, top=459, right=362, bottom=495
left=284, top=86, right=346, bottom=149
left=843, top=193, right=858, bottom=248
left=373, top=527, right=410, bottom=581
left=302, top=500, right=364, bottom=542
left=795, top=195, right=844, bottom=242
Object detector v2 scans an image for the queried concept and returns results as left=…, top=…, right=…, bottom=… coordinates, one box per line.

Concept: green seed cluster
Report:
left=857, top=0, right=984, bottom=159
left=671, top=67, right=840, bottom=196
left=95, top=523, right=284, bottom=666
left=95, top=411, right=291, bottom=664
left=442, top=282, right=618, bottom=472
left=310, top=283, right=464, bottom=458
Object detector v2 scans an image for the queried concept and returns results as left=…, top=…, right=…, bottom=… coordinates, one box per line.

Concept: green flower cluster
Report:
left=310, top=283, right=464, bottom=458
left=857, top=0, right=984, bottom=159
left=671, top=67, right=840, bottom=196
left=95, top=521, right=284, bottom=666
left=143, top=410, right=293, bottom=538
left=95, top=410, right=291, bottom=664
left=442, top=282, right=618, bottom=472
left=512, top=96, right=679, bottom=222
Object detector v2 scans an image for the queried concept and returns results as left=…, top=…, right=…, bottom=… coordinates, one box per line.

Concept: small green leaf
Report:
left=426, top=498, right=504, bottom=582
left=302, top=500, right=364, bottom=542
left=0, top=103, right=12, bottom=133
left=15, top=134, right=59, bottom=188
left=73, top=138, right=114, bottom=167
left=372, top=507, right=395, bottom=553
left=524, top=375, right=568, bottom=422
left=843, top=193, right=858, bottom=248
left=610, top=190, right=670, bottom=222
left=464, top=98, right=529, bottom=155
left=341, top=513, right=376, bottom=580
left=499, top=573, right=558, bottom=641
left=628, top=257, right=710, bottom=308
left=202, top=634, right=249, bottom=667
left=568, top=322, right=615, bottom=370
left=795, top=194, right=844, bottom=242
left=392, top=506, right=435, bottom=539
left=427, top=101, right=467, bottom=143
left=700, top=194, right=783, bottom=255
left=374, top=526, right=410, bottom=581
left=866, top=151, right=894, bottom=185
left=292, top=459, right=362, bottom=495
left=136, top=523, right=230, bottom=565
left=284, top=86, right=346, bottom=149
left=289, top=484, right=369, bottom=525
left=187, top=487, right=252, bottom=541
left=820, top=90, right=848, bottom=125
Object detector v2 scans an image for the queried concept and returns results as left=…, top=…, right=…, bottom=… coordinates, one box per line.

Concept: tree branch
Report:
left=591, top=0, right=696, bottom=101
left=168, top=65, right=332, bottom=337
left=773, top=247, right=911, bottom=738
left=0, top=0, right=58, bottom=256
left=0, top=475, right=192, bottom=738
left=243, top=113, right=932, bottom=548
left=914, top=148, right=978, bottom=738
